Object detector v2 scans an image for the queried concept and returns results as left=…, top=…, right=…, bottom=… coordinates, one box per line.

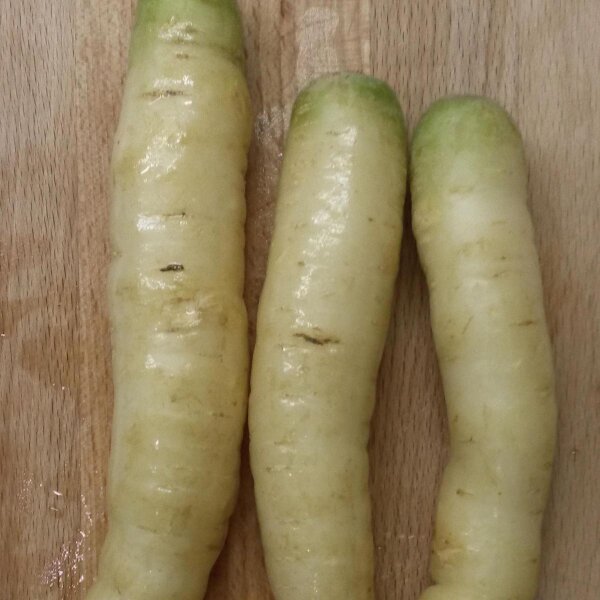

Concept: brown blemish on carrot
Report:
left=160, top=263, right=184, bottom=272
left=294, top=332, right=339, bottom=346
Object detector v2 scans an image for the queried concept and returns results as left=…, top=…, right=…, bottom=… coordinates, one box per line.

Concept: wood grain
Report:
left=1, top=0, right=598, bottom=598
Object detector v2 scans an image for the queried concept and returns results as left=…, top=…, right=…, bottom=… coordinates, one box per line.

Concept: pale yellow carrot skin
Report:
left=411, top=97, right=556, bottom=600
left=249, top=74, right=407, bottom=600
left=86, top=1, right=251, bottom=598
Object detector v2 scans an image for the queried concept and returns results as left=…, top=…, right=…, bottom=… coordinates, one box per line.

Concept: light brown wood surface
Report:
left=1, top=0, right=599, bottom=598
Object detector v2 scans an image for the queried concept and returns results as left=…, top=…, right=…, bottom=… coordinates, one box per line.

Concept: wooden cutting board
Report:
left=2, top=0, right=599, bottom=598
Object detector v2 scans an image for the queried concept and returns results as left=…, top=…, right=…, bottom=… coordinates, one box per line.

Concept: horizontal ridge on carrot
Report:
left=249, top=73, right=408, bottom=600
left=411, top=96, right=557, bottom=600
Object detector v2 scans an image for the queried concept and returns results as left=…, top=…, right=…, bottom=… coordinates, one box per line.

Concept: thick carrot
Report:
left=249, top=74, right=407, bottom=600
left=86, top=1, right=251, bottom=598
left=411, top=96, right=556, bottom=600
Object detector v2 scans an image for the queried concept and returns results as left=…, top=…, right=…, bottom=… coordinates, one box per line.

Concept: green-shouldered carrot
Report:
left=411, top=96, right=556, bottom=600
left=87, top=1, right=251, bottom=598
left=249, top=74, right=408, bottom=600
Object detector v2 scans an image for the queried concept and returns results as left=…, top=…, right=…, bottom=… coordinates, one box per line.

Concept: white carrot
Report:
left=86, top=1, right=251, bottom=598
left=411, top=96, right=556, bottom=600
left=249, top=74, right=408, bottom=600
